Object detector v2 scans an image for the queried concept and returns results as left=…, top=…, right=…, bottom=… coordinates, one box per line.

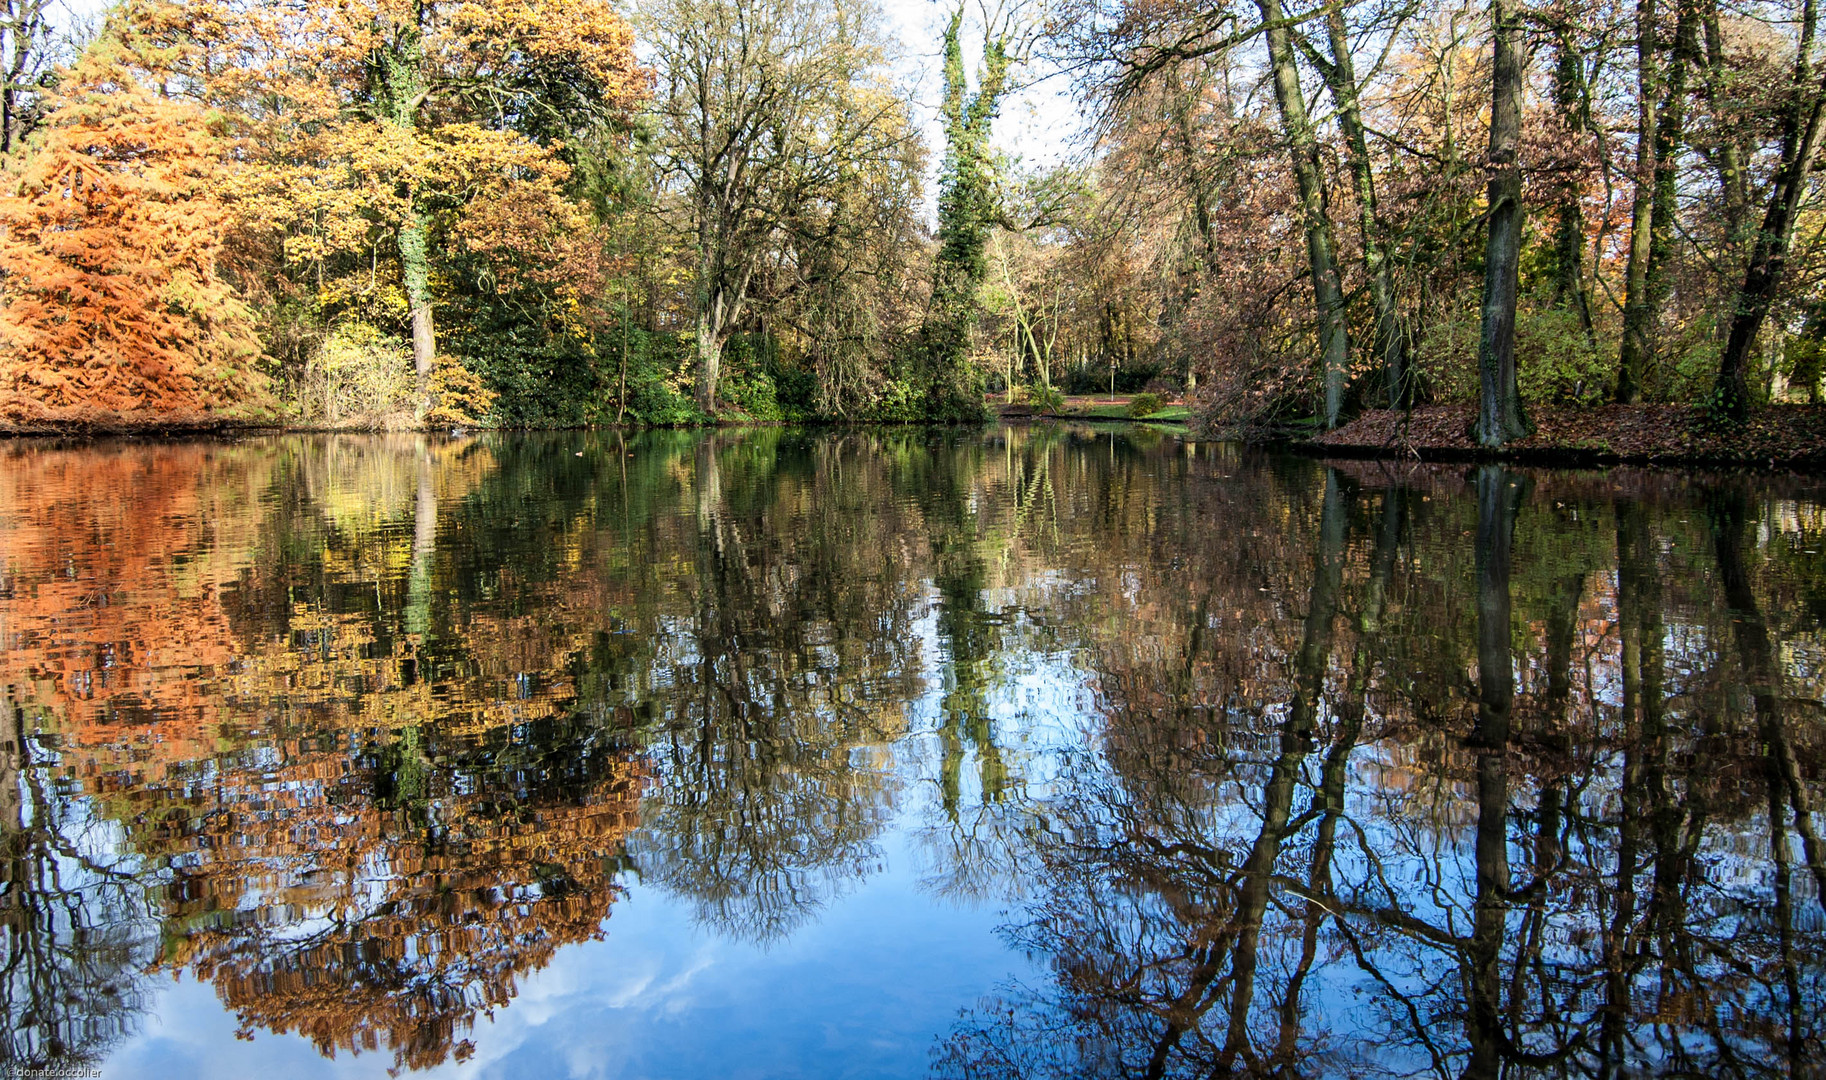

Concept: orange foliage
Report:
left=0, top=36, right=273, bottom=427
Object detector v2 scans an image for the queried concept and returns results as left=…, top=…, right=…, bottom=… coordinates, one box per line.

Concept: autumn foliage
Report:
left=0, top=37, right=272, bottom=427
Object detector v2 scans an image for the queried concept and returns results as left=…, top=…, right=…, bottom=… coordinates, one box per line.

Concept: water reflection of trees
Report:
left=937, top=459, right=1826, bottom=1079
left=2, top=430, right=1825, bottom=1075
left=628, top=432, right=926, bottom=941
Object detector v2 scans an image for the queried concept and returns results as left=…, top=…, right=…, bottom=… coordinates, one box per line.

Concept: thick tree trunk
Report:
left=1617, top=0, right=1661, bottom=404
left=400, top=213, right=436, bottom=401
left=1715, top=4, right=1826, bottom=418
left=1258, top=0, right=1350, bottom=429
left=1475, top=0, right=1531, bottom=446
left=1319, top=8, right=1407, bottom=409
left=696, top=305, right=722, bottom=414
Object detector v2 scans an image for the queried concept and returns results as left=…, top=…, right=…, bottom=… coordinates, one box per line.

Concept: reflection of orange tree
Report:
left=0, top=441, right=278, bottom=743
left=142, top=714, right=644, bottom=1072
left=0, top=434, right=661, bottom=1070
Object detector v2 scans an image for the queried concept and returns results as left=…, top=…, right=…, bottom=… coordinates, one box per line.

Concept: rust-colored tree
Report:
left=0, top=32, right=273, bottom=427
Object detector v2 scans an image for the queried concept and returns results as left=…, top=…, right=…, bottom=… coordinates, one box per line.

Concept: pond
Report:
left=1, top=424, right=1822, bottom=1078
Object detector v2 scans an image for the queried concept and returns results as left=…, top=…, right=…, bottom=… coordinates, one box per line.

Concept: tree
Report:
left=177, top=0, right=647, bottom=406
left=1257, top=0, right=1351, bottom=429
left=921, top=1, right=1016, bottom=420
left=1473, top=0, right=1530, bottom=446
left=645, top=0, right=911, bottom=415
left=0, top=28, right=273, bottom=425
left=1714, top=0, right=1826, bottom=417
left=0, top=0, right=51, bottom=153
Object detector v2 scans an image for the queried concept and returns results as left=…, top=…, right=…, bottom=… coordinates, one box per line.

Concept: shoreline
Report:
left=10, top=402, right=1826, bottom=473
left=1282, top=403, right=1826, bottom=473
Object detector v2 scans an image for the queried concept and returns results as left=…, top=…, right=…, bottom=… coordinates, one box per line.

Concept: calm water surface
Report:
left=3, top=424, right=1824, bottom=1078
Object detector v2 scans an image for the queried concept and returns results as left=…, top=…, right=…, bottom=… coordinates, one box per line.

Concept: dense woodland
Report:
left=2, top=0, right=1826, bottom=439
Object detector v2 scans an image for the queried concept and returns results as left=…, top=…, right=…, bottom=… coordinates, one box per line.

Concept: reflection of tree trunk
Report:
left=1465, top=465, right=1524, bottom=1079
left=1277, top=482, right=1404, bottom=1064
left=1598, top=497, right=1660, bottom=1064
left=0, top=686, right=18, bottom=841
left=1540, top=573, right=1583, bottom=733
left=405, top=440, right=437, bottom=639
left=1217, top=470, right=1346, bottom=1071
left=1711, top=488, right=1826, bottom=900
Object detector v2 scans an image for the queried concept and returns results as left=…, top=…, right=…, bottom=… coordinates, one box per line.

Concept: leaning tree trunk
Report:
left=1474, top=0, right=1531, bottom=446
left=1320, top=7, right=1407, bottom=408
left=1716, top=6, right=1826, bottom=419
left=1258, top=0, right=1351, bottom=429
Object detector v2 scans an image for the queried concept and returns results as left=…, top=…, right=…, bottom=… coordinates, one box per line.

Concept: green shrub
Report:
left=1127, top=391, right=1163, bottom=418
left=1516, top=307, right=1608, bottom=406
left=1029, top=384, right=1065, bottom=412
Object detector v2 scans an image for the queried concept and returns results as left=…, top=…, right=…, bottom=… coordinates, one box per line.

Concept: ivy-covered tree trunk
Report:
left=1257, top=0, right=1349, bottom=429
left=376, top=23, right=436, bottom=405
left=696, top=306, right=722, bottom=414
left=1474, top=0, right=1531, bottom=447
left=921, top=5, right=1009, bottom=421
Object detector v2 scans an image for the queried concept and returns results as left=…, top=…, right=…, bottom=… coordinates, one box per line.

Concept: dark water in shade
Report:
left=2, top=424, right=1825, bottom=1079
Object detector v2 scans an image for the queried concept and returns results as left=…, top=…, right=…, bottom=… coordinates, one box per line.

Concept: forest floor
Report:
left=1305, top=403, right=1826, bottom=470
left=995, top=394, right=1193, bottom=423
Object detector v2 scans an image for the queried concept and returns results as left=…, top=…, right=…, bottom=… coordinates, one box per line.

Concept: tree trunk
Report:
left=696, top=305, right=722, bottom=414
left=1549, top=23, right=1597, bottom=342
left=1258, top=0, right=1350, bottom=429
left=379, top=31, right=435, bottom=408
left=1320, top=7, right=1407, bottom=408
left=1475, top=0, right=1531, bottom=446
left=400, top=214, right=436, bottom=403
left=1715, top=8, right=1826, bottom=418
left=1700, top=0, right=1748, bottom=256
left=1617, top=0, right=1662, bottom=404
left=1648, top=0, right=1699, bottom=314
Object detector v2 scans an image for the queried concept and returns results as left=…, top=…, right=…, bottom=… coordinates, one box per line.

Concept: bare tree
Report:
left=644, top=0, right=914, bottom=414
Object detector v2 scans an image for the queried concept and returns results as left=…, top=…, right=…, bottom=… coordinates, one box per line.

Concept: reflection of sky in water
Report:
left=7, top=428, right=1826, bottom=1077
left=106, top=778, right=1050, bottom=1080
left=101, top=593, right=1086, bottom=1079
